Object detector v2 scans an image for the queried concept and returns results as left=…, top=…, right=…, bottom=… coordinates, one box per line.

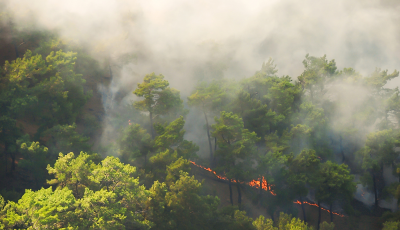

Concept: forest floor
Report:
left=192, top=165, right=382, bottom=230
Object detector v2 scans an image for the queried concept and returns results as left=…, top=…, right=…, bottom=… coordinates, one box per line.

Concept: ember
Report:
left=293, top=200, right=345, bottom=217
left=190, top=161, right=276, bottom=195
left=191, top=160, right=344, bottom=217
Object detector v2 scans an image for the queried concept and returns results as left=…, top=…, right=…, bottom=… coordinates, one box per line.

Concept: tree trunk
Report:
left=9, top=21, right=19, bottom=58
left=149, top=111, right=155, bottom=139
left=330, top=203, right=333, bottom=223
left=317, top=201, right=321, bottom=230
left=215, top=137, right=217, bottom=153
left=13, top=41, right=19, bottom=58
left=229, top=179, right=233, bottom=205
left=269, top=210, right=275, bottom=222
left=259, top=177, right=263, bottom=205
left=299, top=196, right=307, bottom=222
left=203, top=109, right=214, bottom=164
left=339, top=135, right=345, bottom=163
left=11, top=151, right=16, bottom=172
left=236, top=179, right=242, bottom=209
left=372, top=172, right=378, bottom=210
left=4, top=144, right=8, bottom=175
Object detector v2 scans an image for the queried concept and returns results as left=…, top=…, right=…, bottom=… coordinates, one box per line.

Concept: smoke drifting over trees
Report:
left=2, top=0, right=400, bottom=229
left=3, top=0, right=400, bottom=86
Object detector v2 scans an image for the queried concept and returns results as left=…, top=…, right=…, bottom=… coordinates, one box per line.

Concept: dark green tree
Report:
left=118, top=123, right=153, bottom=167
left=17, top=135, right=49, bottom=189
left=313, top=161, right=355, bottom=228
left=358, top=129, right=397, bottom=210
left=286, top=149, right=320, bottom=222
left=212, top=111, right=260, bottom=207
left=188, top=80, right=229, bottom=163
left=133, top=73, right=185, bottom=139
left=298, top=54, right=337, bottom=103
left=44, top=123, right=91, bottom=159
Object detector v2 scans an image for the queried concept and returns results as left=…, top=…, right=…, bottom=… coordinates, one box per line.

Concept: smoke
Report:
left=3, top=0, right=400, bottom=206
left=3, top=0, right=400, bottom=156
left=3, top=0, right=400, bottom=86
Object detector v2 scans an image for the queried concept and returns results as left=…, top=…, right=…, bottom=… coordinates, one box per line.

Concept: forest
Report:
left=2, top=2, right=400, bottom=230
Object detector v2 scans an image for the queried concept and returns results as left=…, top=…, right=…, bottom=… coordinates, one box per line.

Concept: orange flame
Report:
left=190, top=161, right=344, bottom=217
left=293, top=200, right=344, bottom=217
left=190, top=161, right=276, bottom=196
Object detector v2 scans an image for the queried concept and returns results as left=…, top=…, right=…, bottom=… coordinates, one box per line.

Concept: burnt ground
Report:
left=191, top=165, right=382, bottom=230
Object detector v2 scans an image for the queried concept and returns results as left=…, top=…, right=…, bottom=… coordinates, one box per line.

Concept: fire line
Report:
left=190, top=160, right=344, bottom=217
left=189, top=160, right=276, bottom=195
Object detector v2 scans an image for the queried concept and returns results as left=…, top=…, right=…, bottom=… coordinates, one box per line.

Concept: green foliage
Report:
left=0, top=194, right=6, bottom=229
left=147, top=172, right=221, bottom=230
left=1, top=187, right=76, bottom=229
left=382, top=221, right=400, bottom=230
left=242, top=66, right=301, bottom=130
left=359, top=129, right=397, bottom=172
left=319, top=221, right=335, bottom=230
left=230, top=90, right=273, bottom=138
left=188, top=80, right=229, bottom=113
left=47, top=152, right=95, bottom=198
left=4, top=29, right=400, bottom=230
left=2, top=49, right=89, bottom=127
left=118, top=123, right=153, bottom=165
left=153, top=87, right=188, bottom=120
left=166, top=158, right=191, bottom=184
left=251, top=212, right=314, bottom=230
left=150, top=149, right=179, bottom=181
left=154, top=116, right=199, bottom=159
left=256, top=58, right=278, bottom=76
left=226, top=209, right=255, bottom=230
left=74, top=188, right=126, bottom=229
left=90, top=156, right=139, bottom=193
left=286, top=149, right=320, bottom=199
left=18, top=135, right=49, bottom=188
left=277, top=212, right=313, bottom=230
left=44, top=123, right=91, bottom=158
left=166, top=172, right=218, bottom=229
left=133, top=73, right=170, bottom=110
left=133, top=73, right=186, bottom=138
left=314, top=161, right=356, bottom=204
left=80, top=114, right=101, bottom=137
left=253, top=215, right=277, bottom=230
left=366, top=68, right=399, bottom=90
left=155, top=116, right=186, bottom=150
left=45, top=152, right=150, bottom=229
left=212, top=111, right=260, bottom=180
left=298, top=54, right=337, bottom=102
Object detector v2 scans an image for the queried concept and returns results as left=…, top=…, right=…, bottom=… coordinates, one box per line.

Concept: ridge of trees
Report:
left=2, top=26, right=400, bottom=229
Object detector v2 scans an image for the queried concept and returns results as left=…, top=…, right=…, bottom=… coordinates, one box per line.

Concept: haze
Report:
left=3, top=0, right=400, bottom=95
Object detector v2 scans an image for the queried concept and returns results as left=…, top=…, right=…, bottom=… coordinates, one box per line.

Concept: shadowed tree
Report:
left=154, top=116, right=199, bottom=159
left=134, top=73, right=186, bottom=139
left=17, top=135, right=49, bottom=189
left=298, top=54, right=337, bottom=103
left=146, top=172, right=220, bottom=230
left=358, top=129, right=397, bottom=211
left=286, top=149, right=320, bottom=222
left=133, top=73, right=169, bottom=138
left=313, top=161, right=355, bottom=228
left=118, top=123, right=153, bottom=167
left=212, top=111, right=260, bottom=207
left=188, top=80, right=228, bottom=164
